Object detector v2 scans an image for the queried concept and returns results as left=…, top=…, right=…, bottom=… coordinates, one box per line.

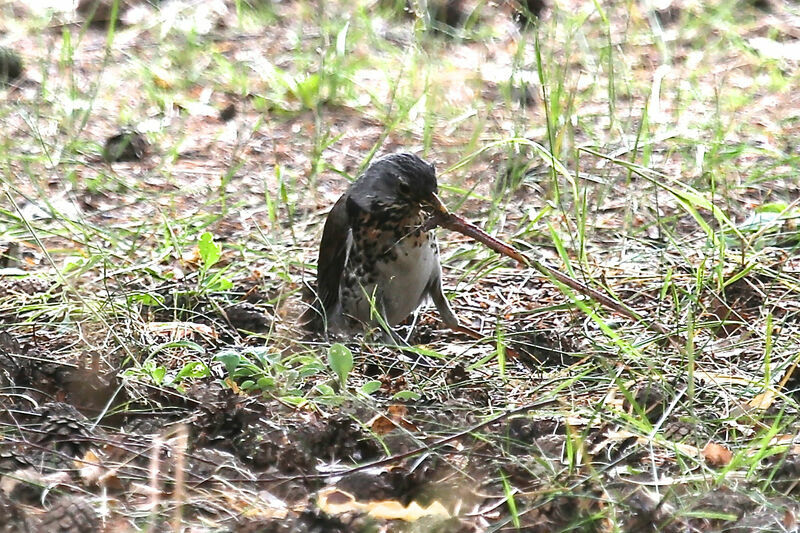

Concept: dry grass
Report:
left=2, top=0, right=800, bottom=531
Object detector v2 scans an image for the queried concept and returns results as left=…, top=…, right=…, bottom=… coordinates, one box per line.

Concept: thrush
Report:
left=307, top=152, right=459, bottom=339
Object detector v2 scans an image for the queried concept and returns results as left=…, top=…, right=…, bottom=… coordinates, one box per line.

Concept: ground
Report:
left=2, top=0, right=800, bottom=531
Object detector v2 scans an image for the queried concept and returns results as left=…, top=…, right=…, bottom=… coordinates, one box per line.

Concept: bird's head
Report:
left=348, top=153, right=449, bottom=217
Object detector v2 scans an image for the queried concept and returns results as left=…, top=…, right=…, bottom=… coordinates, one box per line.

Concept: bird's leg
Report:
left=427, top=269, right=458, bottom=326
left=429, top=277, right=472, bottom=334
left=402, top=309, right=420, bottom=344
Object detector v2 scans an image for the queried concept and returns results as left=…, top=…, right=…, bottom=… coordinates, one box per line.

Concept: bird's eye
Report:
left=398, top=181, right=411, bottom=194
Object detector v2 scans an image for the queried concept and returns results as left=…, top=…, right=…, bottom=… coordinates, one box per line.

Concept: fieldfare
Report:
left=307, top=152, right=459, bottom=339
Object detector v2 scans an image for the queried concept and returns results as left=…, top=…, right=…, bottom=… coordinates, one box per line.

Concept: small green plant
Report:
left=727, top=201, right=800, bottom=249
left=123, top=357, right=210, bottom=391
left=124, top=359, right=168, bottom=386
left=214, top=347, right=323, bottom=396
left=327, top=342, right=353, bottom=389
left=197, top=232, right=233, bottom=292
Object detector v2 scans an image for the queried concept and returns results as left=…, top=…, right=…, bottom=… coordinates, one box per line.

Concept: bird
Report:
left=306, top=152, right=460, bottom=340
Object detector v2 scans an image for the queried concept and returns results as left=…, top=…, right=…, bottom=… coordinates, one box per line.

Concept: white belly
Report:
left=341, top=230, right=441, bottom=327
left=378, top=234, right=440, bottom=325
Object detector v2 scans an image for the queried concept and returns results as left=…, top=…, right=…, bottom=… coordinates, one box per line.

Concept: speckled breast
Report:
left=339, top=211, right=442, bottom=327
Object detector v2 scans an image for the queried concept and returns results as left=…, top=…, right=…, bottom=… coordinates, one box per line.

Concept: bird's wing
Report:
left=316, top=193, right=350, bottom=315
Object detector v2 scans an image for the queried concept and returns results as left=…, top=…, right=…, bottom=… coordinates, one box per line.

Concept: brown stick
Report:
left=425, top=211, right=684, bottom=350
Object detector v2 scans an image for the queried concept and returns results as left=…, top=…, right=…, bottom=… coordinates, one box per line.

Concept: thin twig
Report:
left=425, top=211, right=684, bottom=351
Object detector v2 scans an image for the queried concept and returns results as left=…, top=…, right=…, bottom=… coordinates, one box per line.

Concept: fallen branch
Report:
left=425, top=210, right=684, bottom=350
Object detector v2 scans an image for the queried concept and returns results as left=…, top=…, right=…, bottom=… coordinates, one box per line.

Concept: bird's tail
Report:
left=298, top=280, right=326, bottom=332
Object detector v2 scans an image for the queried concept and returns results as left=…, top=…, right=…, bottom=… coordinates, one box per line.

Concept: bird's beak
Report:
left=425, top=193, right=450, bottom=215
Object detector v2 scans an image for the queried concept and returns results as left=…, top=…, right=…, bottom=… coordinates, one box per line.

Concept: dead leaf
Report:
left=145, top=321, right=218, bottom=340
left=151, top=70, right=174, bottom=90
left=784, top=508, right=796, bottom=529
left=225, top=377, right=241, bottom=394
left=747, top=361, right=799, bottom=411
left=368, top=404, right=419, bottom=435
left=769, top=434, right=796, bottom=447
left=695, top=371, right=752, bottom=386
left=232, top=490, right=288, bottom=520
left=76, top=449, right=124, bottom=490
left=369, top=415, right=398, bottom=435
left=387, top=404, right=407, bottom=418
left=748, top=389, right=777, bottom=411
left=366, top=499, right=451, bottom=521
left=702, top=442, right=733, bottom=467
left=317, top=487, right=451, bottom=522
